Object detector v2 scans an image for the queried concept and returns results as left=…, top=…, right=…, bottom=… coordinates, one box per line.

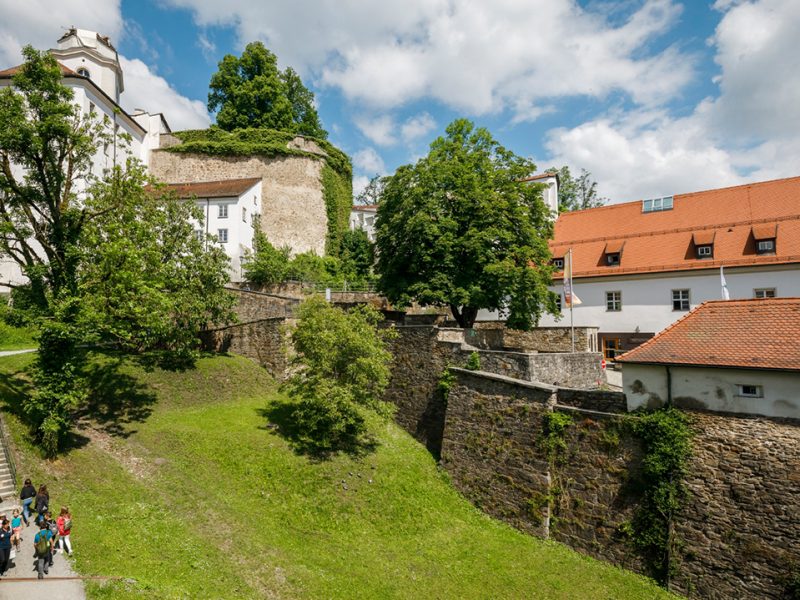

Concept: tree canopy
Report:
left=375, top=119, right=557, bottom=329
left=546, top=166, right=607, bottom=212
left=0, top=47, right=234, bottom=454
left=208, top=42, right=327, bottom=139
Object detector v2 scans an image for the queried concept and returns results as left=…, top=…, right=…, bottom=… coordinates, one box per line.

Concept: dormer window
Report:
left=756, top=239, right=775, bottom=254
left=696, top=245, right=713, bottom=258
left=552, top=257, right=564, bottom=270
left=77, top=67, right=90, bottom=78
left=692, top=230, right=715, bottom=260
left=752, top=223, right=778, bottom=255
left=603, top=240, right=624, bottom=267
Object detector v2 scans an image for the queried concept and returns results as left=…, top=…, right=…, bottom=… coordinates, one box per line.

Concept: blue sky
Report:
left=1, top=0, right=798, bottom=202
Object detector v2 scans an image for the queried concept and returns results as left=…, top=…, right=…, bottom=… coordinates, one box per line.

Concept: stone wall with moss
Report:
left=150, top=128, right=352, bottom=257
left=436, top=367, right=800, bottom=599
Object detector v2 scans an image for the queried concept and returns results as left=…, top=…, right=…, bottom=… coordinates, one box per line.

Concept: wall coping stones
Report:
left=553, top=404, right=627, bottom=419
left=449, top=367, right=558, bottom=393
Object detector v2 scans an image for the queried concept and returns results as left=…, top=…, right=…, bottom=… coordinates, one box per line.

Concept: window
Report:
left=642, top=196, right=674, bottom=213
left=218, top=204, right=228, bottom=219
left=217, top=228, right=228, bottom=243
left=242, top=207, right=247, bottom=223
left=606, top=252, right=620, bottom=266
left=603, top=338, right=622, bottom=361
left=555, top=294, right=562, bottom=312
left=77, top=67, right=90, bottom=78
left=754, top=288, right=776, bottom=299
left=552, top=258, right=564, bottom=269
left=756, top=239, right=775, bottom=254
left=88, top=102, right=96, bottom=114
left=672, top=289, right=690, bottom=311
left=736, top=384, right=763, bottom=398
left=697, top=245, right=713, bottom=258
left=606, top=291, right=622, bottom=311
left=194, top=230, right=203, bottom=241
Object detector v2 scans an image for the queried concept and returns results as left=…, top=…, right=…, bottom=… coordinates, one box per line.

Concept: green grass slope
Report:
left=0, top=353, right=673, bottom=599
left=0, top=321, right=36, bottom=350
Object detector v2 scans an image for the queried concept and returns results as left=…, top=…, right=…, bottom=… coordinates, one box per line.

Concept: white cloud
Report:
left=119, top=57, right=210, bottom=130
left=197, top=32, right=216, bottom=62
left=544, top=0, right=800, bottom=201
left=352, top=147, right=386, bottom=175
left=0, top=0, right=122, bottom=67
left=354, top=115, right=396, bottom=146
left=401, top=112, right=436, bottom=144
left=163, top=0, right=693, bottom=118
left=352, top=175, right=371, bottom=200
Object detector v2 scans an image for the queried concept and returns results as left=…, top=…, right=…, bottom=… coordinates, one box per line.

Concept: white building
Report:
left=617, top=297, right=800, bottom=419
left=0, top=29, right=172, bottom=292
left=350, top=205, right=378, bottom=241
left=538, top=176, right=800, bottom=360
left=158, top=179, right=263, bottom=282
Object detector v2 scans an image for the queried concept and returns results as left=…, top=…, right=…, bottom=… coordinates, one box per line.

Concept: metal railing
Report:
left=0, top=415, right=18, bottom=489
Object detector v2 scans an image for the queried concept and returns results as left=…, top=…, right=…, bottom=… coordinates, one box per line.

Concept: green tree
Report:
left=284, top=297, right=394, bottom=455
left=339, top=228, right=375, bottom=283
left=375, top=119, right=557, bottom=329
left=208, top=42, right=327, bottom=139
left=0, top=47, right=235, bottom=454
left=546, top=166, right=607, bottom=212
left=242, top=230, right=290, bottom=285
left=355, top=174, right=388, bottom=205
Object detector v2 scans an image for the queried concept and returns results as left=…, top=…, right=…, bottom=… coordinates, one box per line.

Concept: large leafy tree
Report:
left=0, top=47, right=234, bottom=454
left=376, top=119, right=557, bottom=329
left=546, top=166, right=607, bottom=212
left=208, top=42, right=327, bottom=139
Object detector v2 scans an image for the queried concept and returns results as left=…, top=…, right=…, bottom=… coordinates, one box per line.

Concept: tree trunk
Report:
left=449, top=304, right=479, bottom=329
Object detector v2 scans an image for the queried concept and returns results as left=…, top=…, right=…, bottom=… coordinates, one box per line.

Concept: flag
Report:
left=720, top=265, right=730, bottom=300
left=563, top=249, right=572, bottom=305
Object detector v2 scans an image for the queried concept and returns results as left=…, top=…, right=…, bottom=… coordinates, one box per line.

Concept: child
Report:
left=43, top=511, right=58, bottom=566
left=10, top=508, right=23, bottom=551
left=56, top=506, right=72, bottom=555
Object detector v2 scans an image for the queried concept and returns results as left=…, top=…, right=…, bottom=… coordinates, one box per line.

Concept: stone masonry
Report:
left=150, top=150, right=328, bottom=255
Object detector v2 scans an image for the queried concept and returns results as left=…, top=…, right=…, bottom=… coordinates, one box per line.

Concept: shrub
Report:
left=465, top=351, right=481, bottom=371
left=243, top=231, right=290, bottom=285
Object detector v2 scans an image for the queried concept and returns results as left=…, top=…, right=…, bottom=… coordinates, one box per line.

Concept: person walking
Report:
left=34, top=521, right=53, bottom=579
left=0, top=518, right=11, bottom=576
left=34, top=484, right=49, bottom=523
left=43, top=511, right=58, bottom=567
left=20, top=478, right=36, bottom=526
left=56, top=506, right=73, bottom=555
left=10, top=508, right=23, bottom=551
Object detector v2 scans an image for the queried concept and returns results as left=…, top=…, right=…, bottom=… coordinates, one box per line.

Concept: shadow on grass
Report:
left=258, top=399, right=378, bottom=461
left=76, top=354, right=158, bottom=438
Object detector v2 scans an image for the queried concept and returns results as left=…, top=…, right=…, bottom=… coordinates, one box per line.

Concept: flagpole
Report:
left=569, top=248, right=575, bottom=353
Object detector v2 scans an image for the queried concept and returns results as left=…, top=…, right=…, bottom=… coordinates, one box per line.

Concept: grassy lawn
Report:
left=0, top=352, right=673, bottom=599
left=0, top=321, right=36, bottom=351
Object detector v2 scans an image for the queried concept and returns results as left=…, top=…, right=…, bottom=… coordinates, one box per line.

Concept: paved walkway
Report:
left=0, top=349, right=36, bottom=358
left=0, top=538, right=86, bottom=599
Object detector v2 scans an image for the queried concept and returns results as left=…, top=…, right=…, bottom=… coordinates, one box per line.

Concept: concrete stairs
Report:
left=0, top=421, right=18, bottom=513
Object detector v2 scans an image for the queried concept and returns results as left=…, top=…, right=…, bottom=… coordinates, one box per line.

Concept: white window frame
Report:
left=672, top=289, right=690, bottom=311
left=697, top=245, right=713, bottom=258
left=552, top=258, right=564, bottom=269
left=242, top=207, right=247, bottom=223
left=218, top=204, right=229, bottom=219
left=77, top=67, right=90, bottom=78
left=736, top=384, right=763, bottom=398
left=606, top=253, right=620, bottom=266
left=756, top=239, right=775, bottom=254
left=217, top=228, right=228, bottom=243
left=754, top=288, right=776, bottom=299
left=606, top=291, right=622, bottom=312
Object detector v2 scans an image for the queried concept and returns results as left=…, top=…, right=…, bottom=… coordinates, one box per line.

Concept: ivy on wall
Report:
left=166, top=128, right=353, bottom=256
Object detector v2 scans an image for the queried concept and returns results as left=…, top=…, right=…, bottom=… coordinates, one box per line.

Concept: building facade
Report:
left=617, top=298, right=800, bottom=419
left=538, top=176, right=800, bottom=359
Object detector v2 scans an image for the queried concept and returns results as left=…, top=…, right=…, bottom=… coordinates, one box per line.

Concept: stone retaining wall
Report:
left=202, top=317, right=292, bottom=380
left=227, top=287, right=299, bottom=322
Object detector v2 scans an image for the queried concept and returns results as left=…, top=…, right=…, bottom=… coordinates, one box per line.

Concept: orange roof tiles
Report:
left=752, top=223, right=777, bottom=240
left=0, top=62, right=79, bottom=78
left=692, top=230, right=716, bottom=245
left=153, top=178, right=261, bottom=199
left=604, top=240, right=625, bottom=253
left=551, top=176, right=800, bottom=278
left=616, top=298, right=800, bottom=371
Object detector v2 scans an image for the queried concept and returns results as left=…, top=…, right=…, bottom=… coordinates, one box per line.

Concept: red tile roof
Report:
left=153, top=178, right=261, bottom=199
left=0, top=62, right=79, bottom=78
left=552, top=176, right=800, bottom=278
left=352, top=204, right=378, bottom=211
left=616, top=298, right=800, bottom=371
left=521, top=173, right=559, bottom=182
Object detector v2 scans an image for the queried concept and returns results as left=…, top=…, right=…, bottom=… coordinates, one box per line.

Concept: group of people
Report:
left=0, top=478, right=74, bottom=579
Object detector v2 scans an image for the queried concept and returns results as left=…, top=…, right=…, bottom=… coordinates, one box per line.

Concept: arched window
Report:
left=77, top=67, right=90, bottom=78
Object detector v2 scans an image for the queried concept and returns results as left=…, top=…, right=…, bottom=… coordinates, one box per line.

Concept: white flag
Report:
left=720, top=266, right=730, bottom=300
